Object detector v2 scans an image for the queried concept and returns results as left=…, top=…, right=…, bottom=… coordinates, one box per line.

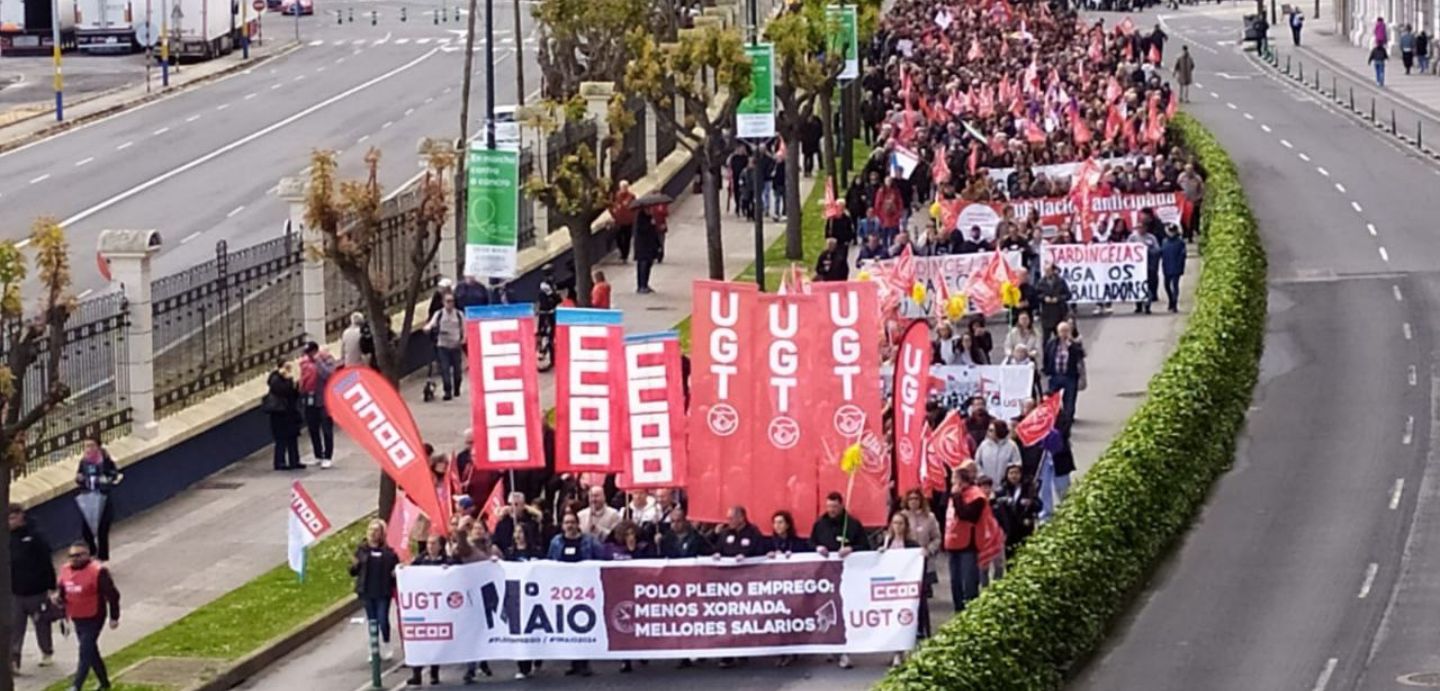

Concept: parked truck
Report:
left=74, top=0, right=137, bottom=52
left=147, top=0, right=234, bottom=60
left=0, top=0, right=78, bottom=56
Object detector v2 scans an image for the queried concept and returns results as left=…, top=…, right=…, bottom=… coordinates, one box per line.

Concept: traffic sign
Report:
left=252, top=0, right=264, bottom=11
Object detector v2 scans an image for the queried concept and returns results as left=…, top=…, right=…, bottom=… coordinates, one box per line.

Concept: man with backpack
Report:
left=298, top=341, right=337, bottom=468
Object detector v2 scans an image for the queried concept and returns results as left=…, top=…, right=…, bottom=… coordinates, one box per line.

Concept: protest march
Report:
left=303, top=0, right=1205, bottom=683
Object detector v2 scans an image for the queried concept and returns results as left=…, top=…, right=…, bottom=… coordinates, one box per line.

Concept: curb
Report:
left=0, top=42, right=303, bottom=155
left=179, top=595, right=361, bottom=691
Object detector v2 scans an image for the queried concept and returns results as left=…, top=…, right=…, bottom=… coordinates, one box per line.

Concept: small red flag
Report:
left=1016, top=392, right=1063, bottom=446
left=1148, top=43, right=1161, bottom=64
left=968, top=143, right=980, bottom=175
left=483, top=479, right=506, bottom=533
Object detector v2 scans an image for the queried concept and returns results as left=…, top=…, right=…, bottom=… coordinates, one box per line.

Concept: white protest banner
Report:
left=864, top=253, right=1024, bottom=317
left=930, top=365, right=1035, bottom=420
left=395, top=550, right=923, bottom=664
left=1042, top=242, right=1149, bottom=303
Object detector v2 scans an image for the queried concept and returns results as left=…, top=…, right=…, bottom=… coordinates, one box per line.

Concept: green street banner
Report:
left=465, top=146, right=520, bottom=279
left=827, top=5, right=858, bottom=81
left=737, top=43, right=776, bottom=139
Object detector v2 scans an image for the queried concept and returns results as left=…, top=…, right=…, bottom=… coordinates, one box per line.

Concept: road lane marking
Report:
left=357, top=134, right=370, bottom=143
left=1313, top=658, right=1338, bottom=691
left=1367, top=223, right=1377, bottom=235
left=217, top=103, right=230, bottom=111
left=308, top=39, right=323, bottom=46
left=186, top=114, right=201, bottom=123
left=1404, top=415, right=1415, bottom=445
left=75, top=157, right=93, bottom=167
left=245, top=92, right=258, bottom=99
left=424, top=97, right=434, bottom=104
left=180, top=231, right=202, bottom=244
left=1352, top=201, right=1364, bottom=213
left=317, top=66, right=326, bottom=73
left=153, top=127, right=169, bottom=135
left=58, top=49, right=443, bottom=230
left=1391, top=478, right=1405, bottom=509
left=382, top=121, right=393, bottom=129
left=1244, top=112, right=1254, bottom=120
left=294, top=75, right=305, bottom=82
left=271, top=83, right=283, bottom=90
left=404, top=108, right=414, bottom=116
left=1394, top=285, right=1404, bottom=302
left=1335, top=182, right=1346, bottom=193
left=335, top=57, right=345, bottom=64
left=417, top=38, right=432, bottom=44
left=396, top=38, right=410, bottom=44
left=1261, top=124, right=1272, bottom=132
left=1280, top=139, right=1293, bottom=148
left=1410, top=365, right=1418, bottom=386
left=375, top=32, right=391, bottom=45
left=1358, top=563, right=1379, bottom=598
left=116, top=141, right=133, bottom=150
left=1298, top=152, right=1309, bottom=161
left=1226, top=102, right=1237, bottom=109
left=14, top=239, right=28, bottom=248
left=227, top=205, right=245, bottom=218
left=29, top=174, right=49, bottom=184
left=1403, top=322, right=1412, bottom=340
left=1317, top=166, right=1328, bottom=176
left=1379, top=247, right=1389, bottom=262
left=77, top=288, right=93, bottom=299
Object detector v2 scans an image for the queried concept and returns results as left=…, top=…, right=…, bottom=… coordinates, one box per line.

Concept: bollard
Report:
left=1419, top=120, right=1424, bottom=149
left=367, top=620, right=382, bottom=689
left=1331, top=76, right=1336, bottom=98
left=1371, top=97, right=1376, bottom=121
left=348, top=7, right=353, bottom=21
left=454, top=7, right=460, bottom=21
left=370, top=9, right=376, bottom=24
left=1286, top=54, right=1292, bottom=74
left=433, top=9, right=438, bottom=23
left=336, top=9, right=341, bottom=23
left=1299, top=62, right=1304, bottom=82
left=1392, top=109, right=1397, bottom=135
left=1350, top=86, right=1354, bottom=111
left=1314, top=68, right=1320, bottom=90
left=400, top=6, right=405, bottom=20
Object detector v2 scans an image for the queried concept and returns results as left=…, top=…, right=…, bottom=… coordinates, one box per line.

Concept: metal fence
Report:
left=324, top=188, right=442, bottom=339
left=545, top=120, right=601, bottom=235
left=656, top=111, right=678, bottom=163
left=14, top=293, right=131, bottom=474
left=612, top=97, right=649, bottom=187
left=518, top=148, right=539, bottom=250
left=152, top=232, right=306, bottom=418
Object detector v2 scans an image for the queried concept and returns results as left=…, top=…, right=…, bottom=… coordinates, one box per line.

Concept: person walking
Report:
left=350, top=519, right=400, bottom=661
left=975, top=420, right=1022, bottom=485
left=264, top=360, right=304, bottom=471
left=1254, top=12, right=1269, bottom=56
left=1173, top=46, right=1195, bottom=102
left=590, top=269, right=612, bottom=309
left=944, top=462, right=987, bottom=614
left=1417, top=28, right=1432, bottom=73
left=547, top=513, right=601, bottom=677
left=633, top=207, right=661, bottom=295
left=1161, top=226, right=1187, bottom=312
left=55, top=542, right=120, bottom=691
left=1043, top=321, right=1087, bottom=430
left=10, top=504, right=55, bottom=671
left=1129, top=211, right=1163, bottom=314
left=340, top=312, right=374, bottom=368
left=1289, top=10, right=1303, bottom=45
left=74, top=437, right=119, bottom=561
left=1036, top=263, right=1072, bottom=339
left=298, top=341, right=336, bottom=468
left=1370, top=41, right=1390, bottom=86
left=610, top=181, right=637, bottom=263
left=879, top=511, right=919, bottom=668
left=425, top=292, right=465, bottom=401
left=405, top=535, right=452, bottom=686
left=1400, top=24, right=1416, bottom=73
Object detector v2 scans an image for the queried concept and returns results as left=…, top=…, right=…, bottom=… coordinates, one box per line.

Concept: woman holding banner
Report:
left=405, top=535, right=454, bottom=686
left=901, top=489, right=940, bottom=641
left=880, top=512, right=921, bottom=668
left=349, top=519, right=399, bottom=662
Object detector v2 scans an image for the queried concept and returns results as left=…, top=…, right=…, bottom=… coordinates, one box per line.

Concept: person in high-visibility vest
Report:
left=54, top=542, right=121, bottom=691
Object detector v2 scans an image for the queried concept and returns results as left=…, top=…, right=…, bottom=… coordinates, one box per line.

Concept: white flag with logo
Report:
left=288, top=481, right=332, bottom=577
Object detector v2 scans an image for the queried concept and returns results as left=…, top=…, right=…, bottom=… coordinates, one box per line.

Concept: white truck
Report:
left=74, top=0, right=137, bottom=52
left=158, top=0, right=234, bottom=60
left=0, top=0, right=78, bottom=56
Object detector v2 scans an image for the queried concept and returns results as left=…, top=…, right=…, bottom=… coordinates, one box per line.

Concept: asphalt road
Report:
left=0, top=0, right=539, bottom=295
left=1070, top=6, right=1440, bottom=691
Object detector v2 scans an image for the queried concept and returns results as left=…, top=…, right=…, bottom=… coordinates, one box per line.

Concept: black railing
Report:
left=324, top=189, right=441, bottom=339
left=518, top=149, right=539, bottom=250
left=612, top=97, right=649, bottom=187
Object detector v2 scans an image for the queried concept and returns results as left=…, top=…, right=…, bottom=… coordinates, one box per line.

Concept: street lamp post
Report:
left=484, top=0, right=495, bottom=150
left=241, top=0, right=248, bottom=58
left=50, top=0, right=63, bottom=121
left=455, top=0, right=481, bottom=279
left=749, top=0, right=764, bottom=291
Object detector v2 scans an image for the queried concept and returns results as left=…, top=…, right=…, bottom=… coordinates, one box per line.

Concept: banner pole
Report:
left=367, top=620, right=382, bottom=688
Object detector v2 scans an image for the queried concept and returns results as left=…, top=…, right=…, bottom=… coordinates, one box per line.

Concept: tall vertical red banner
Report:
left=618, top=332, right=688, bottom=490
left=687, top=281, right=757, bottom=524
left=325, top=367, right=450, bottom=531
left=892, top=321, right=932, bottom=495
left=811, top=282, right=887, bottom=529
left=752, top=291, right=821, bottom=534
left=466, top=305, right=545, bottom=470
left=555, top=308, right=627, bottom=475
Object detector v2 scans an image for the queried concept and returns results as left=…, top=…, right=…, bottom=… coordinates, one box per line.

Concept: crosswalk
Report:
left=304, top=35, right=537, bottom=48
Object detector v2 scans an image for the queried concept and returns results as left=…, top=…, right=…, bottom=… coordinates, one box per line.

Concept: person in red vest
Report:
left=944, top=462, right=987, bottom=613
left=55, top=541, right=120, bottom=691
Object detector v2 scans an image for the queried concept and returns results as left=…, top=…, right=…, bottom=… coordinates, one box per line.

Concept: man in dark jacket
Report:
left=492, top=492, right=541, bottom=555
left=1160, top=226, right=1186, bottom=312
left=856, top=234, right=890, bottom=267
left=10, top=504, right=54, bottom=670
left=1036, top=263, right=1072, bottom=339
left=801, top=113, right=824, bottom=176
left=811, top=492, right=868, bottom=555
left=814, top=238, right=850, bottom=282
left=633, top=209, right=662, bottom=294
left=714, top=506, right=767, bottom=558
left=1043, top=321, right=1086, bottom=430
left=658, top=507, right=711, bottom=557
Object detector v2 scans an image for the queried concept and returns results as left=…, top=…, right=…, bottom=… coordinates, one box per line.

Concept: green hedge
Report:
left=878, top=114, right=1267, bottom=690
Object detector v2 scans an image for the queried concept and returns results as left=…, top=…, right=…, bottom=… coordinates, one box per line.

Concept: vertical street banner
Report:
left=619, top=332, right=688, bottom=490
left=810, top=281, right=887, bottom=529
left=828, top=5, right=859, bottom=81
left=325, top=367, right=450, bottom=531
left=466, top=304, right=545, bottom=470
left=555, top=308, right=627, bottom=475
left=752, top=292, right=821, bottom=533
left=892, top=321, right=932, bottom=495
left=395, top=549, right=924, bottom=664
left=464, top=145, right=521, bottom=279
left=737, top=43, right=776, bottom=139
left=687, top=281, right=758, bottom=523
left=287, top=481, right=331, bottom=577
left=1040, top=242, right=1149, bottom=303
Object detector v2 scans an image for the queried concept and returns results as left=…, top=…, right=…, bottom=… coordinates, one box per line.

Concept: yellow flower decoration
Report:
left=856, top=270, right=872, bottom=282
left=946, top=295, right=966, bottom=320
left=1000, top=281, right=1021, bottom=308
left=911, top=282, right=926, bottom=305
left=840, top=443, right=863, bottom=475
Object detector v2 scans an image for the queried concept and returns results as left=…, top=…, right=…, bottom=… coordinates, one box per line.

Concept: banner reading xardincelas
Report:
left=464, top=145, right=520, bottom=279
left=396, top=550, right=923, bottom=664
left=737, top=43, right=776, bottom=139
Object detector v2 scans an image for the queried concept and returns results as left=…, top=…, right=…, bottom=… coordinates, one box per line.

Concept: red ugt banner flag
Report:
left=1016, top=392, right=1063, bottom=446
left=752, top=292, right=821, bottom=534
left=892, top=321, right=932, bottom=495
left=555, top=308, right=627, bottom=475
left=325, top=367, right=450, bottom=532
left=465, top=305, right=545, bottom=470
left=811, top=281, right=887, bottom=530
left=687, top=281, right=758, bottom=524
left=618, top=332, right=688, bottom=490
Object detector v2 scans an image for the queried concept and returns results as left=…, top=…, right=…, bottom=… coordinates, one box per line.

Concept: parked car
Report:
left=281, top=0, right=312, bottom=15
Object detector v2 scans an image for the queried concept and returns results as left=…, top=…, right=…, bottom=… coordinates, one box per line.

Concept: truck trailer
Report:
left=134, top=0, right=234, bottom=60
left=0, top=0, right=79, bottom=57
left=74, top=0, right=137, bottom=52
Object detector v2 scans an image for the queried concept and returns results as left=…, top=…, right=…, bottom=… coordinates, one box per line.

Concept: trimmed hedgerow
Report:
left=878, top=114, right=1266, bottom=690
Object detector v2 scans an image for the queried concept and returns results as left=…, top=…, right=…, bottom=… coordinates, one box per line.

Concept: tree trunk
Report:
left=783, top=134, right=803, bottom=260
left=569, top=223, right=595, bottom=306
left=512, top=0, right=526, bottom=105
left=366, top=298, right=402, bottom=521
left=700, top=162, right=725, bottom=280
left=819, top=91, right=838, bottom=185
left=454, top=0, right=481, bottom=278
left=0, top=471, right=14, bottom=691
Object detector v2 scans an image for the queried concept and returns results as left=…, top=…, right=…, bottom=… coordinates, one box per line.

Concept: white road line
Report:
left=1358, top=563, right=1379, bottom=598
left=1403, top=322, right=1413, bottom=340
left=1298, top=152, right=1310, bottom=161
left=1335, top=182, right=1346, bottom=193
left=75, top=157, right=93, bottom=167
left=335, top=57, right=345, bottom=64
left=1313, top=658, right=1338, bottom=691
left=1280, top=139, right=1293, bottom=148
left=116, top=141, right=133, bottom=150
left=1409, top=365, right=1418, bottom=386
left=1317, top=166, right=1329, bottom=176
left=294, top=75, right=305, bottom=82
left=28, top=174, right=49, bottom=184
left=1194, top=81, right=1204, bottom=88
left=424, top=97, right=434, bottom=104
left=271, top=83, right=283, bottom=90
left=396, top=38, right=410, bottom=44
left=417, top=38, right=432, bottom=44
left=227, top=205, right=245, bottom=218
left=1379, top=247, right=1390, bottom=262
left=57, top=49, right=443, bottom=230
left=1244, top=112, right=1254, bottom=120
left=217, top=103, right=230, bottom=111
left=353, top=39, right=367, bottom=46
left=443, top=87, right=452, bottom=94
left=245, top=92, right=258, bottom=99
left=375, top=32, right=392, bottom=45
left=1209, top=91, right=1219, bottom=98
left=308, top=39, right=323, bottom=46
left=317, top=66, right=326, bottom=73
left=1261, top=124, right=1272, bottom=132
left=186, top=114, right=201, bottom=122
left=404, top=108, right=415, bottom=116
left=1226, top=102, right=1237, bottom=110
left=1394, top=285, right=1404, bottom=302
left=1391, top=478, right=1406, bottom=509
left=1367, top=222, right=1377, bottom=236
left=1404, top=415, right=1415, bottom=445
left=153, top=127, right=169, bottom=135
left=357, top=134, right=370, bottom=143
left=1352, top=201, right=1364, bottom=213
left=77, top=288, right=93, bottom=299
left=180, top=231, right=202, bottom=244
left=382, top=121, right=393, bottom=129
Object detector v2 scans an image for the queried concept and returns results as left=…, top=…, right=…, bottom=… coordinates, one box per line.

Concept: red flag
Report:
left=1105, top=76, right=1123, bottom=104
left=753, top=292, right=821, bottom=533
left=1016, top=392, right=1063, bottom=446
left=823, top=177, right=844, bottom=219
left=976, top=501, right=1005, bottom=567
left=893, top=321, right=933, bottom=495
left=1122, top=39, right=1133, bottom=62
left=1023, top=118, right=1047, bottom=144
left=960, top=249, right=1017, bottom=315
left=1072, top=110, right=1093, bottom=145
left=465, top=305, right=546, bottom=470
left=1105, top=105, right=1123, bottom=141
left=1117, top=17, right=1135, bottom=35
left=901, top=68, right=914, bottom=107
left=1088, top=37, right=1102, bottom=63
left=686, top=281, right=758, bottom=523
left=386, top=494, right=421, bottom=562
left=555, top=308, right=627, bottom=475
left=927, top=410, right=971, bottom=469
left=884, top=244, right=916, bottom=300
left=618, top=332, right=688, bottom=490
left=1123, top=114, right=1138, bottom=150
left=939, top=198, right=964, bottom=233
left=326, top=366, right=450, bottom=533
left=968, top=143, right=980, bottom=175
left=967, top=38, right=982, bottom=61
left=1166, top=92, right=1179, bottom=120
left=482, top=480, right=506, bottom=533
left=812, top=282, right=886, bottom=528
left=1147, top=43, right=1161, bottom=64
left=931, top=148, right=951, bottom=184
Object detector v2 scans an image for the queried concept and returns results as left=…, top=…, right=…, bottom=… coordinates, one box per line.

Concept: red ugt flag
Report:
left=1016, top=392, right=1063, bottom=446
left=892, top=320, right=933, bottom=494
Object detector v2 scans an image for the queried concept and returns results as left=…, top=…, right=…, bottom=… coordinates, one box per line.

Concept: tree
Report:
left=305, top=145, right=453, bottom=518
left=626, top=23, right=753, bottom=280
left=0, top=218, right=73, bottom=691
left=767, top=0, right=845, bottom=260
left=534, top=0, right=649, bottom=99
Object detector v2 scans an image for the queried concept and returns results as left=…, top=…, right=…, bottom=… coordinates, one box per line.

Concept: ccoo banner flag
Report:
left=687, top=282, right=758, bottom=524
left=466, top=305, right=545, bottom=470
left=618, top=332, right=688, bottom=490
left=555, top=308, right=627, bottom=475
left=287, top=481, right=331, bottom=576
